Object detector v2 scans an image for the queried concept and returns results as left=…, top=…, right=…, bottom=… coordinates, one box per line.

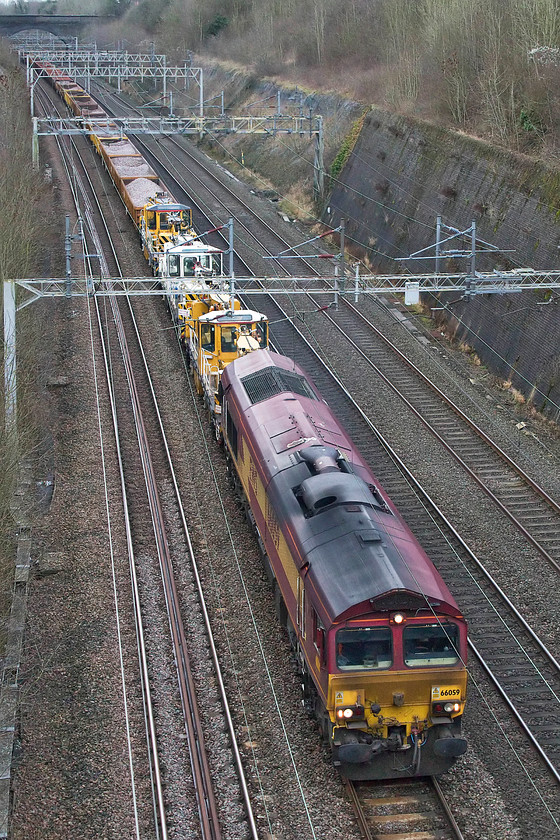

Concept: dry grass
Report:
left=500, top=379, right=527, bottom=403
left=279, top=183, right=315, bottom=223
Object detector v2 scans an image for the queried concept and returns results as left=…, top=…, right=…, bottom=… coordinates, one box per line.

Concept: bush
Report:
left=330, top=110, right=368, bottom=182
left=204, top=14, right=229, bottom=38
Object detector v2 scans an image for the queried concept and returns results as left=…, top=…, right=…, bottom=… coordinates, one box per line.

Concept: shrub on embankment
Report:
left=0, top=44, right=50, bottom=641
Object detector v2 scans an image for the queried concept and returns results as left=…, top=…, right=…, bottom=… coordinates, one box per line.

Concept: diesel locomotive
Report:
left=221, top=349, right=468, bottom=779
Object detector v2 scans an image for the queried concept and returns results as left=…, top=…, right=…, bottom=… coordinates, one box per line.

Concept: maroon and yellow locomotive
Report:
left=221, top=349, right=467, bottom=779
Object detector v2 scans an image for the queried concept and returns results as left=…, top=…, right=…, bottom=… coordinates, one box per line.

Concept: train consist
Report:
left=31, top=56, right=467, bottom=780
left=30, top=56, right=269, bottom=427
left=221, top=349, right=468, bottom=779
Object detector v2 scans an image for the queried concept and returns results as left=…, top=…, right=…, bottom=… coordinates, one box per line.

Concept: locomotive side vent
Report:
left=241, top=366, right=318, bottom=404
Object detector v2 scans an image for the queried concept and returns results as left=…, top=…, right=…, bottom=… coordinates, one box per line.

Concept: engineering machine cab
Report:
left=140, top=194, right=195, bottom=263
left=184, top=308, right=268, bottom=434
left=158, top=239, right=224, bottom=281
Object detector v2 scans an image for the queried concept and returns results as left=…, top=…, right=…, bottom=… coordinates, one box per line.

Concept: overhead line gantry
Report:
left=22, top=46, right=326, bottom=199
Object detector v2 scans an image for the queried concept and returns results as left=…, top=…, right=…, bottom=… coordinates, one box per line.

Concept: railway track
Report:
left=35, top=79, right=258, bottom=840
left=348, top=778, right=464, bottom=840
left=107, top=293, right=226, bottom=840
left=80, top=83, right=560, bottom=796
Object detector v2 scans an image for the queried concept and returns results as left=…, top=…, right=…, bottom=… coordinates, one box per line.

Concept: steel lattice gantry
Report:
left=24, top=52, right=203, bottom=107
left=30, top=113, right=325, bottom=199
left=33, top=113, right=321, bottom=137
left=10, top=269, right=560, bottom=304
left=5, top=267, right=560, bottom=434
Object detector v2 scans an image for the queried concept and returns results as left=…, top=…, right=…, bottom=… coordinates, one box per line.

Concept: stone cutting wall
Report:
left=325, top=107, right=560, bottom=420
left=193, top=61, right=560, bottom=419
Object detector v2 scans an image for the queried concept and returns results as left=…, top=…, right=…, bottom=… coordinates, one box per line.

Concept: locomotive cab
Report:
left=327, top=613, right=467, bottom=778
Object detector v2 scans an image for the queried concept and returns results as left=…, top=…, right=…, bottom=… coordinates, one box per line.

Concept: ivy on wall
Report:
left=330, top=108, right=368, bottom=181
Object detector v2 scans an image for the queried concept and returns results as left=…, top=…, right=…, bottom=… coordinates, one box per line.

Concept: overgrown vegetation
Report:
left=78, top=0, right=560, bottom=159
left=330, top=110, right=368, bottom=182
left=0, top=47, right=46, bottom=639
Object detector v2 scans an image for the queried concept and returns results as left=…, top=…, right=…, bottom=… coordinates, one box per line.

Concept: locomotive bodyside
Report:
left=221, top=349, right=467, bottom=780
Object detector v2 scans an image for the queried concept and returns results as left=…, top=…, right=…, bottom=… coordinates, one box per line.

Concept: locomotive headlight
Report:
left=392, top=613, right=405, bottom=625
left=336, top=705, right=365, bottom=721
left=336, top=707, right=354, bottom=720
left=433, top=701, right=461, bottom=715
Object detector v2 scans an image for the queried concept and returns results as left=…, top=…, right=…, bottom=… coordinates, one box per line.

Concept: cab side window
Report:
left=200, top=324, right=215, bottom=351
left=313, top=610, right=325, bottom=663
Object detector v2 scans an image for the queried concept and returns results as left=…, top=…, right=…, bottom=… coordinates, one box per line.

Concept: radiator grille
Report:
left=241, top=366, right=317, bottom=404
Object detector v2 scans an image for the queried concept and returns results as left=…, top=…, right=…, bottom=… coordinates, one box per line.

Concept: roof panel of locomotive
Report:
left=224, top=350, right=387, bottom=483
left=223, top=350, right=459, bottom=621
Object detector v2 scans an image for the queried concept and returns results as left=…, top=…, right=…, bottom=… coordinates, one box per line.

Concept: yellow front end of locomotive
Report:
left=327, top=668, right=467, bottom=778
left=329, top=667, right=467, bottom=739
